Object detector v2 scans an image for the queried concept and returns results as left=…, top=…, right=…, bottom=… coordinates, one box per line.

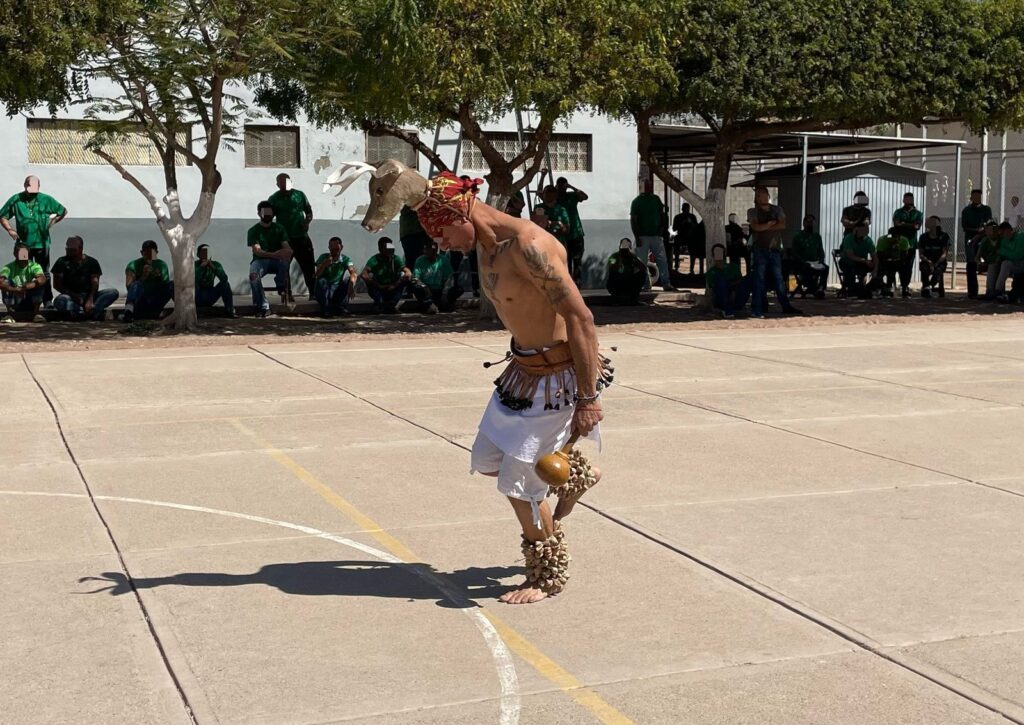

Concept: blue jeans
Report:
left=639, top=235, right=673, bottom=290
left=711, top=275, right=752, bottom=314
left=3, top=289, right=44, bottom=317
left=196, top=280, right=234, bottom=313
left=54, top=289, right=119, bottom=320
left=249, top=258, right=289, bottom=310
left=126, top=280, right=173, bottom=318
left=314, top=277, right=351, bottom=314
left=751, top=248, right=793, bottom=315
left=368, top=280, right=408, bottom=310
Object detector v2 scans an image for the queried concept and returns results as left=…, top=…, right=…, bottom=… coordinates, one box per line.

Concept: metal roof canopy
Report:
left=731, top=159, right=938, bottom=187
left=648, top=124, right=966, bottom=164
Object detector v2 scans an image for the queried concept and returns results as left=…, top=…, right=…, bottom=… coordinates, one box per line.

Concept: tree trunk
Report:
left=162, top=225, right=199, bottom=332
left=702, top=144, right=735, bottom=260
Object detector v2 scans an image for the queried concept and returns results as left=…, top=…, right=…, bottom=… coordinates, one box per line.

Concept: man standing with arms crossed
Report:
left=1, top=176, right=67, bottom=305
left=630, top=179, right=675, bottom=291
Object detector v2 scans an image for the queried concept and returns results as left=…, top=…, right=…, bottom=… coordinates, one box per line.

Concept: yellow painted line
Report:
left=230, top=418, right=634, bottom=725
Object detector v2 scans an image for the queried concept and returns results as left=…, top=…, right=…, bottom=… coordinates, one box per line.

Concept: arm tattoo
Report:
left=521, top=244, right=569, bottom=305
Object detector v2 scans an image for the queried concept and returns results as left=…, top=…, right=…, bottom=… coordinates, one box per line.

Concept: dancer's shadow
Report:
left=79, top=561, right=520, bottom=608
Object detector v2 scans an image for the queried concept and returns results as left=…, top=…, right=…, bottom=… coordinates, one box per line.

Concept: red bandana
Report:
left=415, top=171, right=483, bottom=239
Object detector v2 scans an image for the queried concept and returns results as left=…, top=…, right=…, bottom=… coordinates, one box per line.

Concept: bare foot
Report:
left=554, top=465, right=601, bottom=521
left=499, top=581, right=552, bottom=604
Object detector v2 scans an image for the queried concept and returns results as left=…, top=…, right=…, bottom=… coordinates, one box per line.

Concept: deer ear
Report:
left=373, top=159, right=409, bottom=178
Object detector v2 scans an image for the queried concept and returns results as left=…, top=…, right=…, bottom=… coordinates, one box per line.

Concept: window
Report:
left=26, top=118, right=189, bottom=166
left=244, top=124, right=300, bottom=168
left=461, top=132, right=592, bottom=173
left=365, top=130, right=419, bottom=169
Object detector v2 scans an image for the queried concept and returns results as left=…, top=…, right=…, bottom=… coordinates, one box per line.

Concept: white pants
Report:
left=639, top=235, right=673, bottom=290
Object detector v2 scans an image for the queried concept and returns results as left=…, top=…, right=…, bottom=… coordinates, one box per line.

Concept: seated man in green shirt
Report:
left=411, top=239, right=460, bottom=314
left=994, top=221, right=1024, bottom=303
left=314, top=236, right=357, bottom=317
left=606, top=238, right=647, bottom=306
left=707, top=243, right=752, bottom=318
left=875, top=227, right=911, bottom=297
left=195, top=244, right=237, bottom=317
left=361, top=237, right=411, bottom=314
left=917, top=216, right=950, bottom=298
left=123, top=240, right=173, bottom=322
left=839, top=222, right=879, bottom=299
left=248, top=200, right=293, bottom=317
left=0, top=242, right=46, bottom=322
left=52, top=235, right=119, bottom=321
left=787, top=214, right=828, bottom=298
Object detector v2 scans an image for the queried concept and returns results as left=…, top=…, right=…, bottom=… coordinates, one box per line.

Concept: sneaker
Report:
left=662, top=285, right=678, bottom=292
left=32, top=314, right=46, bottom=323
left=751, top=312, right=765, bottom=319
left=256, top=307, right=271, bottom=318
left=425, top=303, right=439, bottom=315
left=722, top=310, right=736, bottom=320
left=1, top=314, right=14, bottom=324
left=121, top=309, right=134, bottom=324
left=226, top=310, right=240, bottom=319
left=996, top=294, right=1009, bottom=303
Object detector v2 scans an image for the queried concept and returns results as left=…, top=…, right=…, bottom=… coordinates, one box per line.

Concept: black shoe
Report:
left=121, top=309, right=134, bottom=324
left=226, top=309, right=239, bottom=319
left=902, top=288, right=910, bottom=298
left=256, top=308, right=272, bottom=318
left=371, top=303, right=383, bottom=314
left=921, top=288, right=931, bottom=298
left=783, top=306, right=803, bottom=315
left=938, top=287, right=945, bottom=298
left=384, top=305, right=399, bottom=314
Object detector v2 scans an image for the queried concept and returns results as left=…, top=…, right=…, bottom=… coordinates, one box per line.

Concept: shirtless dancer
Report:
left=325, top=161, right=611, bottom=603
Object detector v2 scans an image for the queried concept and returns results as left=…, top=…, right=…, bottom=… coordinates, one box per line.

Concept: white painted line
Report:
left=0, top=490, right=520, bottom=725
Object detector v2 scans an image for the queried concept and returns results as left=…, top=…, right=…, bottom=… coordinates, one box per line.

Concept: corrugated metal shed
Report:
left=739, top=160, right=934, bottom=285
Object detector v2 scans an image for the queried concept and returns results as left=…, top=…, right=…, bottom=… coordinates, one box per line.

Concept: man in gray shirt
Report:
left=747, top=186, right=801, bottom=318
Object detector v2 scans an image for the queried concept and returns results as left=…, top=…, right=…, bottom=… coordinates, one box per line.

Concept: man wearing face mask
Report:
left=269, top=173, right=315, bottom=298
left=195, top=244, right=237, bottom=317
left=248, top=201, right=293, bottom=318
left=788, top=215, right=828, bottom=298
left=841, top=191, right=872, bottom=237
left=918, top=217, right=950, bottom=298
left=361, top=237, right=411, bottom=313
left=1, top=176, right=67, bottom=306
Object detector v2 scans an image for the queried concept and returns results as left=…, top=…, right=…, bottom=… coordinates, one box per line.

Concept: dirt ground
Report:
left=1, top=292, right=1021, bottom=354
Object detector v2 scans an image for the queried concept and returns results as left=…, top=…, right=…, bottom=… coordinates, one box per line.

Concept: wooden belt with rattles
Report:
left=512, top=340, right=574, bottom=376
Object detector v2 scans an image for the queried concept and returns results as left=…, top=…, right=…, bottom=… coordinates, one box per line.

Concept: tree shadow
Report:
left=79, top=560, right=521, bottom=609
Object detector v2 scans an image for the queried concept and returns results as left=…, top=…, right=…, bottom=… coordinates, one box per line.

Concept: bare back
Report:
left=476, top=217, right=570, bottom=350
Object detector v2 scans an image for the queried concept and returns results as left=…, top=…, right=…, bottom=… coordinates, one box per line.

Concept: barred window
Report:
left=26, top=118, right=189, bottom=166
left=461, top=132, right=592, bottom=173
left=365, top=130, right=419, bottom=169
left=244, top=125, right=300, bottom=168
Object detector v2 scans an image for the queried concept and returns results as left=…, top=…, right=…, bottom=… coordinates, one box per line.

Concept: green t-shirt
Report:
left=536, top=203, right=571, bottom=243
left=125, top=257, right=170, bottom=295
left=247, top=222, right=290, bottom=260
left=841, top=233, right=875, bottom=259
left=558, top=191, right=585, bottom=240
left=414, top=254, right=454, bottom=290
left=977, top=237, right=1001, bottom=265
left=0, top=192, right=66, bottom=249
left=876, top=234, right=910, bottom=260
left=630, top=193, right=663, bottom=237
left=789, top=230, right=824, bottom=264
left=0, top=259, right=45, bottom=288
left=268, top=189, right=311, bottom=239
left=892, top=207, right=923, bottom=247
left=999, top=232, right=1024, bottom=262
left=194, top=260, right=228, bottom=289
left=365, top=253, right=405, bottom=286
left=918, top=232, right=949, bottom=261
left=316, top=253, right=354, bottom=285
left=707, top=262, right=742, bottom=287
left=51, top=255, right=102, bottom=296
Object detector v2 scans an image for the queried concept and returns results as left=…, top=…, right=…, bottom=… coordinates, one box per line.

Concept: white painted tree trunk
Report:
left=165, top=226, right=198, bottom=331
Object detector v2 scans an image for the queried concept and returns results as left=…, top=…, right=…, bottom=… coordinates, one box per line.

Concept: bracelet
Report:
left=574, top=391, right=601, bottom=404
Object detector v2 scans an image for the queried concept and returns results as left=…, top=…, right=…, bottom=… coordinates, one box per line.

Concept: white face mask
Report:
left=284, top=178, right=293, bottom=191
left=855, top=195, right=868, bottom=206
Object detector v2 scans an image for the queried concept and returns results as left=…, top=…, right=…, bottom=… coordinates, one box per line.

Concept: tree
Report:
left=258, top=0, right=660, bottom=209
left=4, top=0, right=349, bottom=330
left=613, top=0, right=1024, bottom=262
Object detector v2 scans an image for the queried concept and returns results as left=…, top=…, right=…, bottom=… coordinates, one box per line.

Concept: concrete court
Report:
left=3, top=317, right=1024, bottom=725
